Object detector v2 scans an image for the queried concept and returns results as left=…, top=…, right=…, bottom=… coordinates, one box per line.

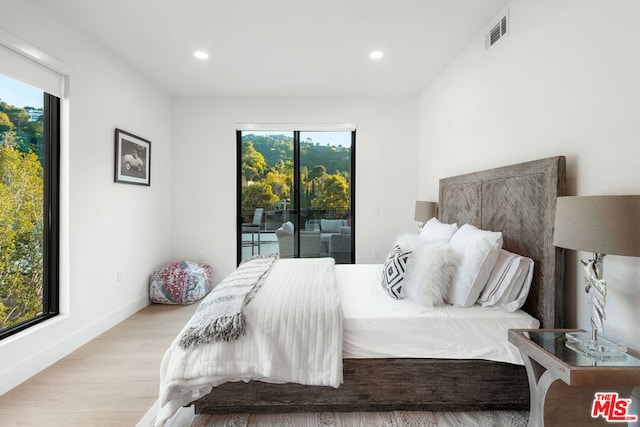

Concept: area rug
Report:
left=137, top=400, right=529, bottom=427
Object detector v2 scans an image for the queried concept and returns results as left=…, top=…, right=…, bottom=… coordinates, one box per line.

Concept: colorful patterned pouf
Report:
left=149, top=261, right=213, bottom=304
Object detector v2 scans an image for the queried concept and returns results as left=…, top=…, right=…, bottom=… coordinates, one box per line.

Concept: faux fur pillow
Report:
left=392, top=234, right=459, bottom=307
left=403, top=242, right=459, bottom=307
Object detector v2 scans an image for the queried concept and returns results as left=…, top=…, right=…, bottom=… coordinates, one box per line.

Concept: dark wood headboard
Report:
left=438, top=156, right=566, bottom=328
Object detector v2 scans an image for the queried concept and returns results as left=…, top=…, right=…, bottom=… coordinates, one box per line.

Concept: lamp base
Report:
left=565, top=331, right=627, bottom=361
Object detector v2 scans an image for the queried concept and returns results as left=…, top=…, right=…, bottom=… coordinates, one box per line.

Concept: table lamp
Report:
left=553, top=195, right=640, bottom=356
left=414, top=201, right=438, bottom=227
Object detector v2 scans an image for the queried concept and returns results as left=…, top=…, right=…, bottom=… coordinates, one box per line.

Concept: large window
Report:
left=0, top=73, right=59, bottom=339
left=237, top=130, right=355, bottom=264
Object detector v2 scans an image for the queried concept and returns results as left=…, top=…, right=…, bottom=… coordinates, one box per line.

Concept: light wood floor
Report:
left=0, top=303, right=198, bottom=427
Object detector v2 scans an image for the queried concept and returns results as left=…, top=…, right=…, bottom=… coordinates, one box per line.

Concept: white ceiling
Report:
left=38, top=0, right=510, bottom=97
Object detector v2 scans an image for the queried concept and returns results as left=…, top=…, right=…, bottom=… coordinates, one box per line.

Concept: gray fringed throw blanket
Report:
left=179, top=254, right=278, bottom=349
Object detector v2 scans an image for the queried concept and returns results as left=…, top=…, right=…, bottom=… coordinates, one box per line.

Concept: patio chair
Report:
left=300, top=230, right=321, bottom=258
left=275, top=226, right=294, bottom=258
left=242, top=208, right=264, bottom=255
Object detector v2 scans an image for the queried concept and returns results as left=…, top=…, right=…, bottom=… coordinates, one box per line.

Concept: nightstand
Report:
left=508, top=329, right=640, bottom=427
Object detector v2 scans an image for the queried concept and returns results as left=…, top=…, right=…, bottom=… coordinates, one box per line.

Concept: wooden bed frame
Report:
left=193, top=156, right=567, bottom=414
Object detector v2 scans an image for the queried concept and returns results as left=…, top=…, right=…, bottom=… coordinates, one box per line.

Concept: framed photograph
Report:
left=114, top=128, right=151, bottom=186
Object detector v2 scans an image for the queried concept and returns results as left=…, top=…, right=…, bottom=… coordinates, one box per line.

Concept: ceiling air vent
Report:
left=485, top=13, right=508, bottom=48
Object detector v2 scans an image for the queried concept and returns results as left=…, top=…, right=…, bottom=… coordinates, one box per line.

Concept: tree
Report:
left=274, top=160, right=294, bottom=186
left=309, top=165, right=326, bottom=181
left=241, top=141, right=267, bottom=183
left=6, top=108, right=29, bottom=132
left=311, top=174, right=350, bottom=218
left=0, top=112, right=13, bottom=133
left=241, top=182, right=278, bottom=214
left=21, top=117, right=44, bottom=159
left=0, top=131, right=44, bottom=329
left=264, top=170, right=290, bottom=202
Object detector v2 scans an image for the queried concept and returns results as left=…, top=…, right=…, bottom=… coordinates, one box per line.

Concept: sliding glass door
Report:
left=237, top=130, right=355, bottom=264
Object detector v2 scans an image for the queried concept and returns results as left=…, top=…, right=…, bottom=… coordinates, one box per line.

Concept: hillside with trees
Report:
left=0, top=99, right=45, bottom=331
left=241, top=133, right=351, bottom=220
left=0, top=100, right=44, bottom=158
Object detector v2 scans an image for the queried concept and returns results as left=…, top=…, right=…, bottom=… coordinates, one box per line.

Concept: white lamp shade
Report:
left=553, top=195, right=640, bottom=257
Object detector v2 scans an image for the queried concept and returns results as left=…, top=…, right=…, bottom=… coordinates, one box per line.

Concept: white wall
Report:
left=419, top=0, right=640, bottom=349
left=0, top=0, right=172, bottom=394
left=171, top=96, right=419, bottom=281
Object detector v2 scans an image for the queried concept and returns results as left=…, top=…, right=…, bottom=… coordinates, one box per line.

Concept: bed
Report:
left=157, top=156, right=566, bottom=424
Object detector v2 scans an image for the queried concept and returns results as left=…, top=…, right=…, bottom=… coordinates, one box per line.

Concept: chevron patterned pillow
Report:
left=380, top=244, right=411, bottom=299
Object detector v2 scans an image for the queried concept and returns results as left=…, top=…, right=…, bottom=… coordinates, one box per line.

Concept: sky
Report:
left=0, top=74, right=43, bottom=108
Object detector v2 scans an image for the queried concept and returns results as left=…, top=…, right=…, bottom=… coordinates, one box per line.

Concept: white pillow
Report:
left=321, top=219, right=344, bottom=233
left=446, top=224, right=503, bottom=307
left=282, top=221, right=294, bottom=234
left=419, top=218, right=459, bottom=244
left=403, top=243, right=459, bottom=307
left=394, top=233, right=422, bottom=252
left=479, top=249, right=534, bottom=312
left=340, top=226, right=352, bottom=235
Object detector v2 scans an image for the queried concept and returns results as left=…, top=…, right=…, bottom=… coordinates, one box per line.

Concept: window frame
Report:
left=0, top=91, right=60, bottom=340
left=236, top=129, right=356, bottom=265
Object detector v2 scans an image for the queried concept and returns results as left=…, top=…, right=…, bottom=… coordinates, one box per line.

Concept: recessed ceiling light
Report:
left=369, top=50, right=384, bottom=60
left=193, top=51, right=209, bottom=60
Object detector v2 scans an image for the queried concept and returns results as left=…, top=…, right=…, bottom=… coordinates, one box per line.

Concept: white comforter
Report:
left=156, top=258, right=343, bottom=427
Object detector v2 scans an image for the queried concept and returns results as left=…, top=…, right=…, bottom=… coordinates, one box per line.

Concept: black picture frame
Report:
left=114, top=128, right=151, bottom=186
